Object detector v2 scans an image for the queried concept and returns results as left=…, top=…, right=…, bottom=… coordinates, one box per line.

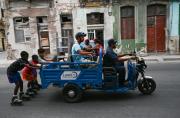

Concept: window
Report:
left=61, top=15, right=72, bottom=23
left=37, top=16, right=48, bottom=24
left=147, top=4, right=166, bottom=17
left=87, top=13, right=104, bottom=25
left=87, top=12, right=104, bottom=46
left=60, top=14, right=73, bottom=53
left=37, top=16, right=50, bottom=53
left=15, top=30, right=24, bottom=43
left=14, top=17, right=31, bottom=43
left=39, top=31, right=49, bottom=47
left=121, top=6, right=135, bottom=39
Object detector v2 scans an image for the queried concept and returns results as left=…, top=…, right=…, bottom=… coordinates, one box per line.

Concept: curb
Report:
left=144, top=59, right=159, bottom=62
left=163, top=58, right=180, bottom=61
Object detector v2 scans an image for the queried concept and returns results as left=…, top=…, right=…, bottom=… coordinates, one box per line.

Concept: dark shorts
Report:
left=7, top=72, right=21, bottom=83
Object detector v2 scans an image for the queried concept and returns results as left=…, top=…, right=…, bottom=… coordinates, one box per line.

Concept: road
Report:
left=0, top=62, right=180, bottom=118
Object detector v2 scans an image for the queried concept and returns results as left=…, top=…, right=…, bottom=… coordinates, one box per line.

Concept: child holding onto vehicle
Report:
left=38, top=48, right=55, bottom=62
left=7, top=51, right=36, bottom=105
left=22, top=55, right=40, bottom=96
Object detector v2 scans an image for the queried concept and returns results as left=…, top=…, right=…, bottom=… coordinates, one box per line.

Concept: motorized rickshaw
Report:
left=40, top=48, right=156, bottom=103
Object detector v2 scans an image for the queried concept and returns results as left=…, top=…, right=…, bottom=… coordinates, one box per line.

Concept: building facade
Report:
left=0, top=0, right=5, bottom=52
left=55, top=0, right=113, bottom=53
left=1, top=0, right=179, bottom=56
left=169, top=0, right=180, bottom=53
left=3, top=0, right=56, bottom=56
left=2, top=0, right=113, bottom=56
left=112, top=0, right=170, bottom=53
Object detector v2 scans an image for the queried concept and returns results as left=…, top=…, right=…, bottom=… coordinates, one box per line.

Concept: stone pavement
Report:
left=1, top=51, right=180, bottom=68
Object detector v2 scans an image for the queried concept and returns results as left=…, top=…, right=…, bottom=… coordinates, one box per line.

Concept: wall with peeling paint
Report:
left=169, top=1, right=180, bottom=53
left=5, top=1, right=57, bottom=57
left=112, top=0, right=169, bottom=53
left=55, top=0, right=114, bottom=50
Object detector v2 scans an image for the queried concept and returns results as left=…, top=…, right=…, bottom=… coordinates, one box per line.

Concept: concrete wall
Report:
left=112, top=0, right=145, bottom=53
left=5, top=1, right=57, bottom=57
left=73, top=7, right=114, bottom=48
left=112, top=0, right=169, bottom=53
left=55, top=0, right=114, bottom=49
left=169, top=2, right=179, bottom=53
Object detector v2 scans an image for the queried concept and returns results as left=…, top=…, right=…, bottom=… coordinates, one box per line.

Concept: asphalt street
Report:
left=0, top=62, right=180, bottom=118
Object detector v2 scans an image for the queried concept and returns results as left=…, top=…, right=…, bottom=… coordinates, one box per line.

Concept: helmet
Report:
left=75, top=32, right=86, bottom=39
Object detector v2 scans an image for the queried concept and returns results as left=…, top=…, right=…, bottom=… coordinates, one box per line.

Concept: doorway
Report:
left=147, top=4, right=166, bottom=52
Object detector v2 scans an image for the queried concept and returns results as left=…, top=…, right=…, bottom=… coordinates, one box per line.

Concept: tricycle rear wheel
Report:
left=62, top=84, right=83, bottom=103
left=138, top=78, right=156, bottom=95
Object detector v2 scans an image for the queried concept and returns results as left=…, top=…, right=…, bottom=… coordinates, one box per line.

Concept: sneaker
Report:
left=123, top=80, right=129, bottom=85
left=32, top=89, right=38, bottom=94
left=19, top=92, right=30, bottom=101
left=11, top=96, right=22, bottom=105
left=26, top=89, right=35, bottom=97
left=26, top=91, right=35, bottom=97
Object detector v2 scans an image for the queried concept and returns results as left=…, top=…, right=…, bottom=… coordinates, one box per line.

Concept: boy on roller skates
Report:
left=22, top=55, right=40, bottom=97
left=7, top=51, right=37, bottom=106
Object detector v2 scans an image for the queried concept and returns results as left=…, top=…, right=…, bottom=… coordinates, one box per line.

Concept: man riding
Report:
left=71, top=32, right=93, bottom=62
left=104, top=39, right=135, bottom=85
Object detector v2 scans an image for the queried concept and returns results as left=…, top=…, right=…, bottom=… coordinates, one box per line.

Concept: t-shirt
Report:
left=22, top=60, right=38, bottom=77
left=38, top=55, right=46, bottom=63
left=105, top=47, right=124, bottom=67
left=7, top=58, right=30, bottom=74
left=71, top=43, right=83, bottom=62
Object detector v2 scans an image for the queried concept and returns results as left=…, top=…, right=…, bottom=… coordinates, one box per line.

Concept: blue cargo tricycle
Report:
left=40, top=48, right=156, bottom=103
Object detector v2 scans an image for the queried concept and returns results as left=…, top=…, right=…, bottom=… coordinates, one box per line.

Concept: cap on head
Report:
left=108, top=39, right=117, bottom=46
left=75, top=32, right=86, bottom=39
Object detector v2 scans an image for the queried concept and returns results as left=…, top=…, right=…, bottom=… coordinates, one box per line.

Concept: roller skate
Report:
left=26, top=88, right=36, bottom=97
left=10, top=96, right=23, bottom=106
left=33, top=84, right=41, bottom=91
left=19, top=92, right=31, bottom=101
left=31, top=88, right=38, bottom=95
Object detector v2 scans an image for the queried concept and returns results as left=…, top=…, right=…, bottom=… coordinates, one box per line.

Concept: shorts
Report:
left=7, top=72, right=21, bottom=83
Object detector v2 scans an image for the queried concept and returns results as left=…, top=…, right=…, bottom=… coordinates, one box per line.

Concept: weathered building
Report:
left=112, top=0, right=170, bottom=53
left=3, top=0, right=113, bottom=56
left=169, top=0, right=180, bottom=53
left=54, top=0, right=113, bottom=52
left=0, top=0, right=5, bottom=52
left=3, top=0, right=56, bottom=56
left=2, top=0, right=178, bottom=56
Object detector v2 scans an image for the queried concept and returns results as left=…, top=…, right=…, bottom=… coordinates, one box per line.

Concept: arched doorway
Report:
left=147, top=4, right=166, bottom=52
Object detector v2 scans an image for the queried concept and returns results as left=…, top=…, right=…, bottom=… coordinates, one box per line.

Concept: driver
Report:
left=71, top=32, right=93, bottom=62
left=104, top=39, right=135, bottom=85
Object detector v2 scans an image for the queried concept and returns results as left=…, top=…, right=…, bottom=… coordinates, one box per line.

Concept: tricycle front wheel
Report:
left=62, top=84, right=83, bottom=103
left=138, top=78, right=156, bottom=95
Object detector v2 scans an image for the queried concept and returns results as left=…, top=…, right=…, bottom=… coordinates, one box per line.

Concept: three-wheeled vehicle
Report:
left=39, top=48, right=156, bottom=103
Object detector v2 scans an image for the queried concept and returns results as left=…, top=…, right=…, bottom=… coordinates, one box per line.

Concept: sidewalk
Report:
left=1, top=51, right=180, bottom=67
left=143, top=54, right=180, bottom=63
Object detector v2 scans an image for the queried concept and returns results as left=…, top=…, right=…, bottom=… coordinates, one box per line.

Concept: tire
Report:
left=62, top=84, right=83, bottom=103
left=138, top=78, right=156, bottom=95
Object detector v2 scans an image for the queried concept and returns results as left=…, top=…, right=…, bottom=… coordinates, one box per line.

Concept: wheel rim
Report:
left=68, top=90, right=76, bottom=98
left=140, top=80, right=154, bottom=93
